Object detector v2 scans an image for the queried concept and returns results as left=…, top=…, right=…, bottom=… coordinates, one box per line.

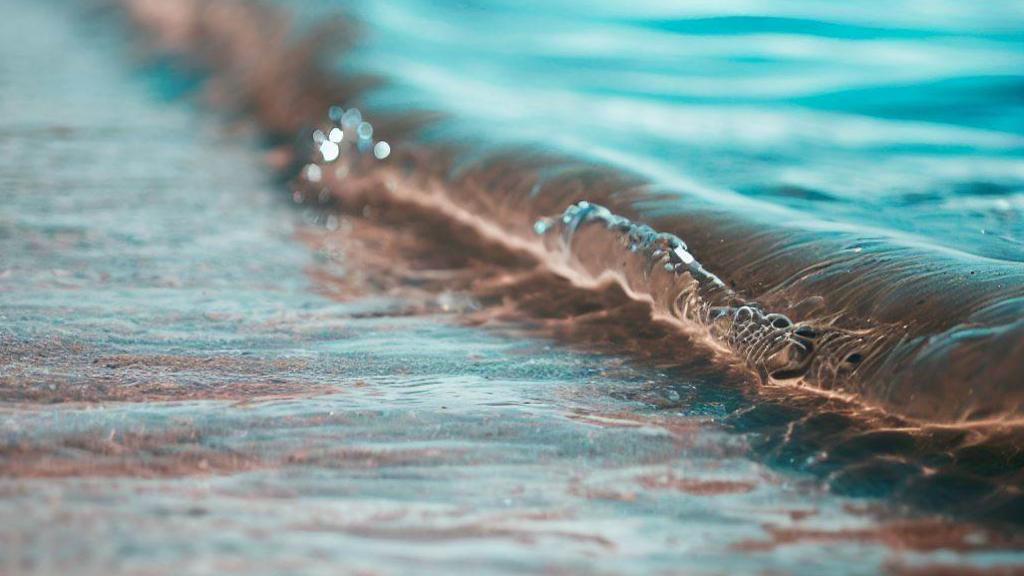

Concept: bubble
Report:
left=734, top=306, right=756, bottom=323
left=303, top=163, right=322, bottom=183
left=341, top=108, right=362, bottom=129
left=312, top=129, right=326, bottom=145
left=373, top=141, right=391, bottom=160
left=357, top=122, right=373, bottom=140
left=319, top=140, right=340, bottom=162
left=328, top=127, right=344, bottom=143
left=328, top=105, right=344, bottom=122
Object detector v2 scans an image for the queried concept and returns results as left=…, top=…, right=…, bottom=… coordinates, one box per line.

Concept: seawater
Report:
left=330, top=0, right=1024, bottom=261
left=254, top=0, right=1024, bottom=429
left=1, top=1, right=1024, bottom=575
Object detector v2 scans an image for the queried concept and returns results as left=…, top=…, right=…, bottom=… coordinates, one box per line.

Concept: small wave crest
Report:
left=119, top=0, right=1024, bottom=523
left=120, top=0, right=1024, bottom=427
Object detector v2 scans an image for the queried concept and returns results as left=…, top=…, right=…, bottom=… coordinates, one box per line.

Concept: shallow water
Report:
left=196, top=0, right=1024, bottom=426
left=192, top=0, right=1024, bottom=427
left=2, top=1, right=1024, bottom=575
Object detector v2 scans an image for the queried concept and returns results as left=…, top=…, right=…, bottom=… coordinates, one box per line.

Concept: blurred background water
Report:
left=320, top=0, right=1024, bottom=260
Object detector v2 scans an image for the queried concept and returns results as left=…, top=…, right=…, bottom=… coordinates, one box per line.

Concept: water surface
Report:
left=2, top=1, right=1024, bottom=575
left=333, top=0, right=1024, bottom=261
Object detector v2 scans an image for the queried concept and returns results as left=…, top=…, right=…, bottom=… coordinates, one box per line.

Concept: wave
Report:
left=117, top=0, right=1024, bottom=521
left=122, top=0, right=1023, bottom=424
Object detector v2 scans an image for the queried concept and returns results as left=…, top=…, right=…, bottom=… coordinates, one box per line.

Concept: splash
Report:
left=533, top=200, right=836, bottom=383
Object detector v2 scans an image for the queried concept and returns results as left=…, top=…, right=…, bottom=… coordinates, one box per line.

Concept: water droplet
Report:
left=341, top=108, right=362, bottom=129
left=303, top=163, right=322, bottom=183
left=533, top=218, right=552, bottom=235
left=373, top=141, right=391, bottom=159
left=319, top=140, right=340, bottom=162
left=357, top=121, right=373, bottom=140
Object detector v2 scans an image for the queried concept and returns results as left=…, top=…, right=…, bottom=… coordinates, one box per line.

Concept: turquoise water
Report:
left=331, top=0, right=1024, bottom=261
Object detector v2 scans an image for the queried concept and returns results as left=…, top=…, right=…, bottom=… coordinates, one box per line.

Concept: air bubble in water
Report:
left=328, top=127, right=344, bottom=143
left=328, top=105, right=344, bottom=122
left=373, top=141, right=391, bottom=159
